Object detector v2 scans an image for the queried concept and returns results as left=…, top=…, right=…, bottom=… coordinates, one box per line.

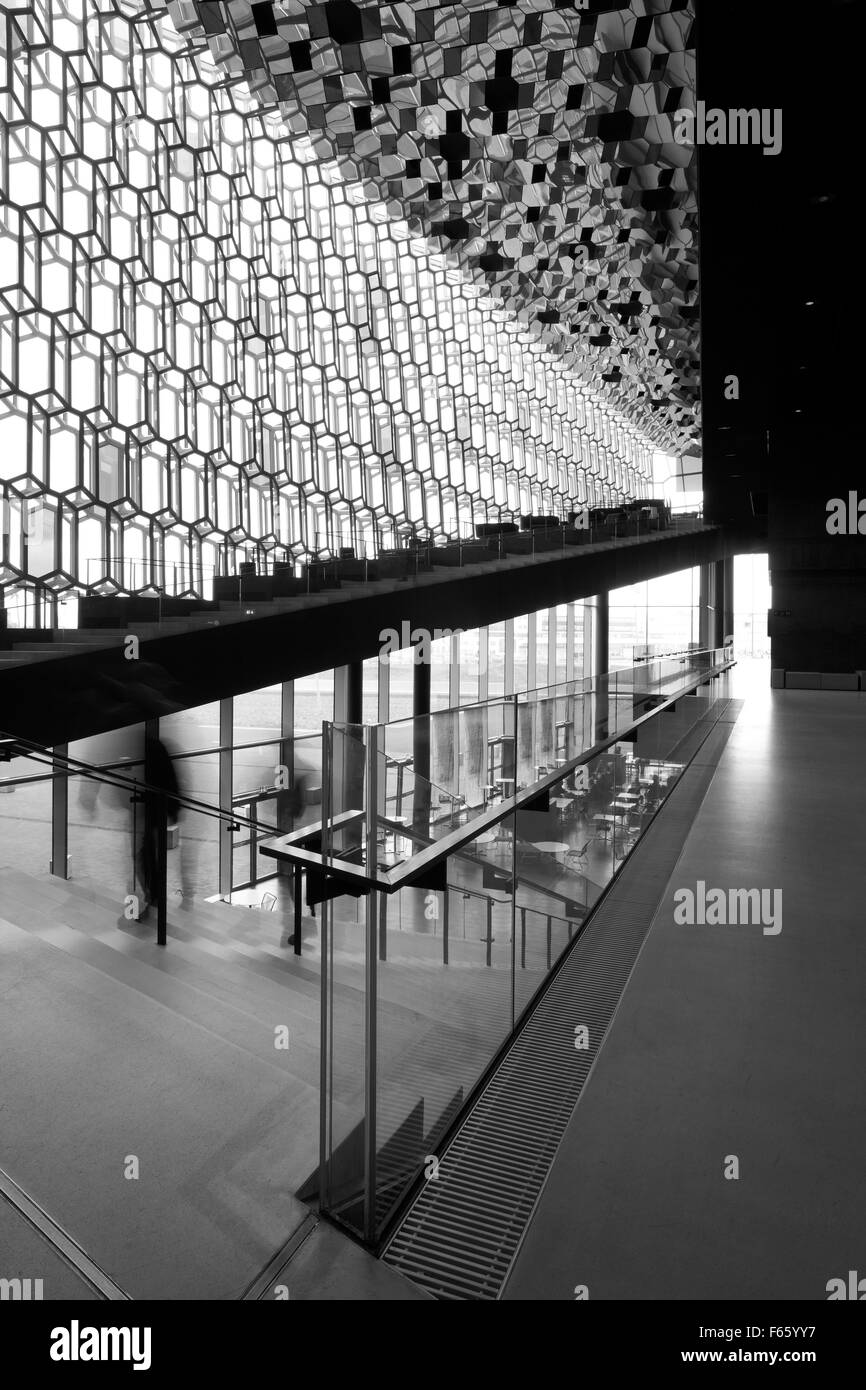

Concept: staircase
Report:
left=0, top=871, right=321, bottom=1297
left=0, top=857, right=542, bottom=1297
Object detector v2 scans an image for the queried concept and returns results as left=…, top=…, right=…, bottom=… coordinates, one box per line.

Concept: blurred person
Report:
left=276, top=761, right=314, bottom=948
left=73, top=727, right=145, bottom=896
left=645, top=773, right=663, bottom=812
left=137, top=733, right=194, bottom=917
left=74, top=726, right=144, bottom=818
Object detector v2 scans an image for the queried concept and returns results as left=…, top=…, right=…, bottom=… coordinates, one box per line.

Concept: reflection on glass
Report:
left=319, top=652, right=732, bottom=1241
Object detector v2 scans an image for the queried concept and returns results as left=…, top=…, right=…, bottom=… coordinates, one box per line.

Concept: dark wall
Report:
left=770, top=565, right=866, bottom=673
left=697, top=0, right=863, bottom=672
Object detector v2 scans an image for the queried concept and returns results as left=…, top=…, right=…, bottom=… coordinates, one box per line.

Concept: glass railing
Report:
left=1, top=510, right=707, bottom=628
left=315, top=646, right=734, bottom=1244
left=331, top=648, right=727, bottom=844
left=0, top=642, right=733, bottom=1288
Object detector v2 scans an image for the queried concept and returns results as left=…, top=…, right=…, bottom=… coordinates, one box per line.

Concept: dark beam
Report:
left=0, top=527, right=731, bottom=746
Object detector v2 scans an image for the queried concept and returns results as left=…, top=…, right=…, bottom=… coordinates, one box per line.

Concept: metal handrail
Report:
left=0, top=732, right=282, bottom=840
left=1, top=512, right=709, bottom=609
left=456, top=873, right=594, bottom=932
left=334, top=645, right=730, bottom=731
left=516, top=647, right=726, bottom=703
left=265, top=652, right=736, bottom=892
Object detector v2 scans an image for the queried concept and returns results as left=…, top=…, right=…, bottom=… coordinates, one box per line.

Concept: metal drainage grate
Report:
left=382, top=704, right=740, bottom=1300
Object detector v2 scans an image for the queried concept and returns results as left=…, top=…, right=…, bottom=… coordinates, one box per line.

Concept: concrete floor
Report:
left=0, top=1200, right=99, bottom=1301
left=504, top=672, right=866, bottom=1299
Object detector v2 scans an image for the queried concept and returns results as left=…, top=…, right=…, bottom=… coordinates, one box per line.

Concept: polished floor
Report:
left=504, top=669, right=866, bottom=1299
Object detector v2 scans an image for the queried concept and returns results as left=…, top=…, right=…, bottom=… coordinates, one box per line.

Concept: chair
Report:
left=614, top=832, right=637, bottom=863
left=565, top=838, right=592, bottom=870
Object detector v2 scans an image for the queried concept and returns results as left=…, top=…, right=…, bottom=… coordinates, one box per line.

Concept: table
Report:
left=531, top=840, right=570, bottom=863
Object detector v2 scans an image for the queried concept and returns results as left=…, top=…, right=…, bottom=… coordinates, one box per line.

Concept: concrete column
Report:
left=51, top=742, right=68, bottom=880
left=547, top=606, right=557, bottom=690
left=273, top=681, right=294, bottom=878
left=527, top=611, right=537, bottom=693
left=580, top=601, right=595, bottom=751
left=275, top=681, right=295, bottom=880
left=280, top=680, right=294, bottom=755
left=333, top=663, right=365, bottom=827
left=722, top=553, right=733, bottom=644
left=362, top=729, right=379, bottom=1244
left=593, top=592, right=609, bottom=742
left=713, top=557, right=735, bottom=648
left=504, top=618, right=515, bottom=695
left=334, top=661, right=363, bottom=725
left=375, top=655, right=389, bottom=826
left=699, top=563, right=714, bottom=650
left=478, top=625, right=489, bottom=702
left=218, top=698, right=233, bottom=898
left=449, top=631, right=460, bottom=708
left=412, top=650, right=432, bottom=834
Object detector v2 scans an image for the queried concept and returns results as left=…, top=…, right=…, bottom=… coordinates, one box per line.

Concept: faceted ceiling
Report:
left=150, top=0, right=699, bottom=454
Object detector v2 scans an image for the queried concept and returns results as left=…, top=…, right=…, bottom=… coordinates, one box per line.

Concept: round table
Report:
left=531, top=840, right=570, bottom=862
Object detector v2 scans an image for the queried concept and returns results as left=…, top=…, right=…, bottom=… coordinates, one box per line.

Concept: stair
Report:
left=0, top=831, right=619, bottom=1291
left=0, top=877, right=323, bottom=1298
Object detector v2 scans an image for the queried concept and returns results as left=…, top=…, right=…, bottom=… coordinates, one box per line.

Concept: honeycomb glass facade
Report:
left=0, top=0, right=654, bottom=617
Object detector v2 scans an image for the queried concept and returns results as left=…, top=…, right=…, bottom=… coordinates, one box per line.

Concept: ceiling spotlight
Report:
left=805, top=300, right=815, bottom=306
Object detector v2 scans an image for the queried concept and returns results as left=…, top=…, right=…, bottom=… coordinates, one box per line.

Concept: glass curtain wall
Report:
left=609, top=568, right=701, bottom=667
left=1, top=0, right=654, bottom=621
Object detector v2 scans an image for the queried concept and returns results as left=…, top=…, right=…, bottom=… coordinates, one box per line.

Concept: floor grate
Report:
left=382, top=701, right=742, bottom=1299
